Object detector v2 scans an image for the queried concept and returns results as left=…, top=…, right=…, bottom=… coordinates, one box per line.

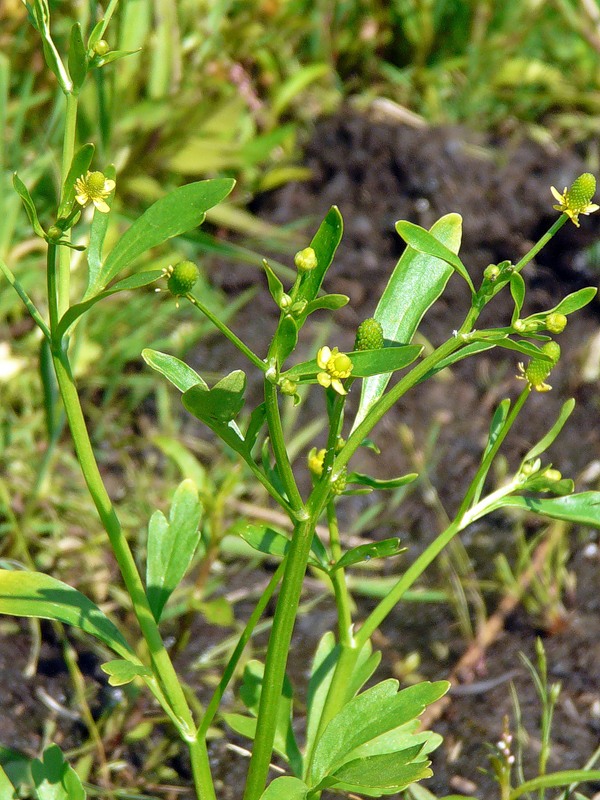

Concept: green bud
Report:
left=279, top=378, right=298, bottom=396
left=294, top=247, right=318, bottom=273
left=483, top=264, right=500, bottom=282
left=47, top=225, right=62, bottom=241
left=167, top=261, right=200, bottom=296
left=290, top=299, right=307, bottom=316
left=545, top=313, right=567, bottom=334
left=279, top=293, right=292, bottom=311
left=93, top=39, right=110, bottom=56
left=355, top=318, right=384, bottom=351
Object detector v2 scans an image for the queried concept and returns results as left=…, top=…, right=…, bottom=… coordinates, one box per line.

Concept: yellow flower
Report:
left=74, top=171, right=115, bottom=213
left=316, top=345, right=353, bottom=395
left=307, top=447, right=326, bottom=477
left=551, top=178, right=599, bottom=227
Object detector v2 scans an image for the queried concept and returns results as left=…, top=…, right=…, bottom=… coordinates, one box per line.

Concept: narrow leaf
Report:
left=547, top=287, right=597, bottom=317
left=59, top=143, right=94, bottom=217
left=0, top=570, right=135, bottom=659
left=296, top=206, right=343, bottom=304
left=302, top=294, right=349, bottom=315
left=142, top=348, right=208, bottom=393
left=263, top=259, right=284, bottom=305
left=347, top=472, right=418, bottom=490
left=284, top=345, right=422, bottom=383
left=13, top=173, right=45, bottom=237
left=68, top=22, right=87, bottom=91
left=57, top=270, right=162, bottom=339
left=90, top=178, right=235, bottom=294
left=510, top=272, right=526, bottom=324
left=146, top=479, right=203, bottom=621
left=233, top=523, right=324, bottom=569
left=86, top=164, right=115, bottom=291
left=332, top=538, right=405, bottom=572
left=509, top=770, right=600, bottom=800
left=523, top=399, right=575, bottom=461
left=396, top=220, right=475, bottom=293
left=488, top=492, right=600, bottom=528
left=275, top=315, right=298, bottom=365
left=355, top=214, right=462, bottom=428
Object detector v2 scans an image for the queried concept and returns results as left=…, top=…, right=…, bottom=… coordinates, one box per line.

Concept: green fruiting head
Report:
left=167, top=261, right=200, bottom=296
left=567, top=173, right=596, bottom=210
left=545, top=313, right=567, bottom=334
left=330, top=467, right=347, bottom=496
left=542, top=340, right=561, bottom=364
left=294, top=247, right=318, bottom=273
left=523, top=341, right=561, bottom=392
left=355, top=318, right=384, bottom=351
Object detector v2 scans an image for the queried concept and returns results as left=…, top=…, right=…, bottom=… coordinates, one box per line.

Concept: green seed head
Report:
left=294, top=247, right=318, bottom=273
left=355, top=318, right=384, bottom=351
left=567, top=173, right=596, bottom=210
left=87, top=171, right=107, bottom=193
left=542, top=341, right=561, bottom=364
left=545, top=313, right=567, bottom=334
left=167, top=261, right=200, bottom=296
left=330, top=467, right=347, bottom=496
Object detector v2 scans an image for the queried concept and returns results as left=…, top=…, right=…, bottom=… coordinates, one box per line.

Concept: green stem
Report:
left=187, top=293, right=267, bottom=373
left=58, top=92, right=79, bottom=317
left=50, top=349, right=216, bottom=799
left=263, top=379, right=306, bottom=515
left=513, top=215, right=568, bottom=275
left=0, top=256, right=50, bottom=338
left=98, top=0, right=122, bottom=39
left=197, top=560, right=286, bottom=738
left=47, top=243, right=59, bottom=331
left=326, top=502, right=352, bottom=646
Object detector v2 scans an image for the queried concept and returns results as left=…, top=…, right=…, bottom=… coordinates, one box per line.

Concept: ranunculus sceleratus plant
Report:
left=2, top=4, right=600, bottom=799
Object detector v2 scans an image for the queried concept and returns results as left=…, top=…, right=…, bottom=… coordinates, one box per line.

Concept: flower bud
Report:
left=545, top=313, right=567, bottom=334
left=279, top=293, right=292, bottom=311
left=483, top=264, right=500, bottom=282
left=294, top=247, right=318, bottom=273
left=47, top=225, right=62, bottom=241
left=308, top=447, right=326, bottom=478
left=279, top=378, right=298, bottom=396
left=93, top=39, right=110, bottom=56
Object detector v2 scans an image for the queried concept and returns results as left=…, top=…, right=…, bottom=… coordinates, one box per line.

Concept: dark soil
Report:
left=2, top=111, right=600, bottom=799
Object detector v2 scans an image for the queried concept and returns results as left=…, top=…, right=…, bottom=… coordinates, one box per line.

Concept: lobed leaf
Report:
left=259, top=777, right=309, bottom=800
left=31, top=745, right=85, bottom=800
left=100, top=659, right=152, bottom=687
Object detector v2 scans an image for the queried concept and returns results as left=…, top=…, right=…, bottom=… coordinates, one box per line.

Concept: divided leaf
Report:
left=146, top=479, right=203, bottom=622
left=259, top=777, right=309, bottom=800
left=100, top=659, right=152, bottom=687
left=31, top=745, right=85, bottom=800
left=182, top=370, right=246, bottom=423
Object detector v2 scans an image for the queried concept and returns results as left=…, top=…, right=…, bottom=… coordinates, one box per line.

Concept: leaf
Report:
left=86, top=164, right=116, bottom=291
left=477, top=337, right=552, bottom=360
left=332, top=539, right=405, bottom=572
left=31, top=745, right=85, bottom=800
left=259, top=777, right=308, bottom=800
left=305, top=632, right=339, bottom=759
left=57, top=270, right=162, bottom=339
left=523, top=399, right=575, bottom=462
left=355, top=214, right=462, bottom=428
left=510, top=272, right=526, bottom=325
left=94, top=48, right=140, bottom=67
left=272, top=62, right=329, bottom=118
left=89, top=178, right=235, bottom=295
left=0, top=764, right=15, bottom=798
left=142, top=348, right=208, bottom=393
left=13, top=173, right=45, bottom=238
left=100, top=659, right=152, bottom=686
left=310, top=680, right=449, bottom=786
left=275, top=315, right=299, bottom=365
left=182, top=370, right=246, bottom=423
left=396, top=220, right=475, bottom=293
left=347, top=472, right=418, bottom=490
left=295, top=207, right=343, bottom=305
left=59, top=143, right=95, bottom=217
left=418, top=341, right=495, bottom=383
left=245, top=403, right=267, bottom=451
left=283, top=345, right=422, bottom=383
left=146, top=479, right=203, bottom=621
left=0, top=570, right=135, bottom=659
left=471, top=398, right=511, bottom=504
left=487, top=492, right=600, bottom=528
left=263, top=259, right=284, bottom=305
left=509, top=770, right=600, bottom=800
left=232, top=523, right=325, bottom=569
left=531, top=287, right=597, bottom=319
left=68, top=22, right=87, bottom=91
left=328, top=746, right=430, bottom=792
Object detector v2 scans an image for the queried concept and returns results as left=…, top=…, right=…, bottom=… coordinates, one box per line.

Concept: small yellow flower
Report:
left=74, top=170, right=115, bottom=213
left=307, top=447, right=326, bottom=477
left=316, top=345, right=353, bottom=395
left=551, top=173, right=599, bottom=227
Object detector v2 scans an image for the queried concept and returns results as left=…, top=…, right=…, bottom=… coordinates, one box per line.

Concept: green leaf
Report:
left=245, top=403, right=267, bottom=451
left=327, top=746, right=429, bottom=792
left=275, top=315, right=299, bottom=365
left=418, top=341, right=494, bottom=383
left=87, top=19, right=105, bottom=50
left=57, top=270, right=162, bottom=339
left=284, top=345, right=422, bottom=383
left=142, top=348, right=208, bottom=393
left=39, top=339, right=59, bottom=438
left=302, top=294, right=349, bottom=315
left=31, top=745, right=85, bottom=800
left=0, top=570, right=135, bottom=659
left=538, top=287, right=597, bottom=318
left=259, top=777, right=308, bottom=800
left=296, top=207, right=343, bottom=304
left=476, top=337, right=552, bottom=360
left=332, top=538, right=405, bottom=572
left=86, top=164, right=115, bottom=291
left=523, top=399, right=575, bottom=462
left=487, top=492, right=600, bottom=528
left=396, top=220, right=475, bottom=293
left=68, top=22, right=87, bottom=91
left=510, top=272, right=526, bottom=324
left=13, top=173, right=45, bottom=238
left=146, top=479, right=203, bottom=622
left=471, top=398, right=511, bottom=504
left=182, top=370, right=246, bottom=423
left=347, top=472, right=418, bottom=491
left=509, top=770, right=600, bottom=800
left=94, top=48, right=140, bottom=67
left=263, top=259, right=284, bottom=305
left=232, top=523, right=325, bottom=569
left=59, top=143, right=95, bottom=217
left=272, top=62, right=329, bottom=118
left=100, top=659, right=152, bottom=686
left=305, top=632, right=338, bottom=759
left=355, top=214, right=462, bottom=428
left=310, top=680, right=449, bottom=786
left=0, top=764, right=15, bottom=798
left=89, top=178, right=235, bottom=294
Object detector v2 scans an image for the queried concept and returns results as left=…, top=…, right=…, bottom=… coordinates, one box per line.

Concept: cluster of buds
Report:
left=496, top=724, right=515, bottom=766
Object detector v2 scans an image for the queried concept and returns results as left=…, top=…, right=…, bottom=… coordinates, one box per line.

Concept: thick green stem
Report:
left=58, top=92, right=79, bottom=317
left=263, top=379, right=306, bottom=516
left=327, top=502, right=353, bottom=646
